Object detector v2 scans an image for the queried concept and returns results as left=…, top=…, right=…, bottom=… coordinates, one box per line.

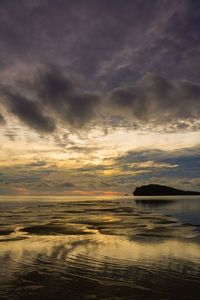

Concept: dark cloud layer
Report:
left=107, top=74, right=200, bottom=127
left=1, top=89, right=55, bottom=133
left=0, top=1, right=199, bottom=195
left=0, top=0, right=199, bottom=134
left=1, top=68, right=200, bottom=133
left=1, top=0, right=199, bottom=84
left=0, top=66, right=101, bottom=132
left=35, top=66, right=101, bottom=128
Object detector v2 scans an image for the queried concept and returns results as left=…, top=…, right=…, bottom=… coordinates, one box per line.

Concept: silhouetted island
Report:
left=133, top=184, right=200, bottom=196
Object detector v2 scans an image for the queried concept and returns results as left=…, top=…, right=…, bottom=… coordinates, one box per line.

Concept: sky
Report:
left=0, top=0, right=200, bottom=195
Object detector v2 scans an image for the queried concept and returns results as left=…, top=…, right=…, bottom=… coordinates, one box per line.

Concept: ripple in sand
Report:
left=21, top=223, right=97, bottom=235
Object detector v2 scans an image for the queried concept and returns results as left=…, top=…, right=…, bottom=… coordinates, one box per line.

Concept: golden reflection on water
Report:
left=1, top=197, right=200, bottom=299
left=1, top=234, right=200, bottom=266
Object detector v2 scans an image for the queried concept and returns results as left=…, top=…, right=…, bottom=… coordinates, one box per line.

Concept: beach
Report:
left=0, top=196, right=200, bottom=300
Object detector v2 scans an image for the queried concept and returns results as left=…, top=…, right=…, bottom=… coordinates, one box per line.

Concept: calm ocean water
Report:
left=0, top=195, right=200, bottom=300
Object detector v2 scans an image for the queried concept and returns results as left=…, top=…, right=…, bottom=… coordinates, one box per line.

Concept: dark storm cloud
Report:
left=0, top=0, right=160, bottom=77
left=107, top=74, right=200, bottom=127
left=100, top=0, right=200, bottom=87
left=35, top=66, right=101, bottom=128
left=1, top=68, right=200, bottom=133
left=0, top=66, right=102, bottom=133
left=0, top=0, right=200, bottom=134
left=1, top=89, right=56, bottom=133
left=36, top=66, right=74, bottom=104
left=0, top=0, right=199, bottom=83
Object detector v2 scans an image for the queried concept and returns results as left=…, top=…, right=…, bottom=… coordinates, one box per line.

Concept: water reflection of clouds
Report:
left=0, top=197, right=200, bottom=300
left=1, top=234, right=200, bottom=268
left=0, top=232, right=200, bottom=299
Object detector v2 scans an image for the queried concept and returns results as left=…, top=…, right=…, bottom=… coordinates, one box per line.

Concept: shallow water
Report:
left=0, top=196, right=200, bottom=300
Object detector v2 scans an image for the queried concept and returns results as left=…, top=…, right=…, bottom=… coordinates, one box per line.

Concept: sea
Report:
left=0, top=195, right=200, bottom=300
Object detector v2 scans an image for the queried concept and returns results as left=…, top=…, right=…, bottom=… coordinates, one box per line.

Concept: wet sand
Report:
left=0, top=196, right=200, bottom=299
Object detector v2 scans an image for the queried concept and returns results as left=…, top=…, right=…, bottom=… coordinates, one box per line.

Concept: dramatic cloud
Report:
left=0, top=1, right=199, bottom=194
left=1, top=69, right=200, bottom=134
left=107, top=74, right=200, bottom=128
left=0, top=1, right=199, bottom=84
left=0, top=0, right=199, bottom=134
left=1, top=89, right=55, bottom=133
left=35, top=66, right=101, bottom=128
left=0, top=145, right=199, bottom=195
left=0, top=66, right=102, bottom=133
